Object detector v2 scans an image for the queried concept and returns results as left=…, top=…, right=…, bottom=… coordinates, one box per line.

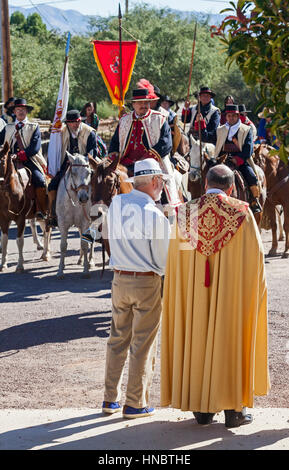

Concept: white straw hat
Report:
left=126, top=158, right=172, bottom=182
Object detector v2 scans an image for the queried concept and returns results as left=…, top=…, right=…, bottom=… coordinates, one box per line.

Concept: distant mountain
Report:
left=9, top=4, right=225, bottom=35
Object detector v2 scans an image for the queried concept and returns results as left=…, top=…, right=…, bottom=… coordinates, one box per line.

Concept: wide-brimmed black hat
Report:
left=225, top=104, right=239, bottom=114
left=153, top=85, right=161, bottom=98
left=199, top=86, right=216, bottom=98
left=65, top=109, right=82, bottom=122
left=129, top=89, right=156, bottom=102
left=11, top=98, right=34, bottom=112
left=4, top=97, right=16, bottom=109
left=160, top=95, right=175, bottom=106
left=238, top=104, right=251, bottom=114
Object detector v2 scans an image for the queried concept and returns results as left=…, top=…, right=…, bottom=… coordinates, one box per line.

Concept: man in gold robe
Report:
left=161, top=164, right=270, bottom=428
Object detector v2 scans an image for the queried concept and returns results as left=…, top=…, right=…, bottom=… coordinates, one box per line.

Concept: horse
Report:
left=186, top=137, right=266, bottom=227
left=0, top=142, right=51, bottom=272
left=88, top=156, right=133, bottom=262
left=56, top=151, right=94, bottom=279
left=253, top=144, right=289, bottom=257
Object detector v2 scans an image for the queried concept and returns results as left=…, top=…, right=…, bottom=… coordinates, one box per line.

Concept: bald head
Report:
left=206, top=164, right=234, bottom=191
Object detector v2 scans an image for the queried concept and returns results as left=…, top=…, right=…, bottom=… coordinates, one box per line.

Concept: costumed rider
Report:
left=238, top=104, right=257, bottom=141
left=182, top=86, right=220, bottom=144
left=47, top=109, right=101, bottom=227
left=1, top=97, right=16, bottom=124
left=108, top=88, right=181, bottom=208
left=0, top=98, right=47, bottom=220
left=214, top=104, right=262, bottom=213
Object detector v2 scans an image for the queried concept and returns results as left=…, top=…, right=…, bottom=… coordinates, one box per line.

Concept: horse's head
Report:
left=0, top=142, right=10, bottom=180
left=66, top=152, right=92, bottom=204
left=253, top=143, right=281, bottom=177
left=90, top=157, right=121, bottom=207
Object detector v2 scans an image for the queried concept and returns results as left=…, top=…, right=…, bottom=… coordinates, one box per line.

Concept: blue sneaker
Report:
left=102, top=401, right=121, bottom=414
left=123, top=405, right=155, bottom=419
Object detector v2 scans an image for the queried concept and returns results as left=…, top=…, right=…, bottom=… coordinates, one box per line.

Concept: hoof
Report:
left=267, top=249, right=277, bottom=257
left=37, top=244, right=44, bottom=251
left=57, top=273, right=65, bottom=279
left=16, top=266, right=24, bottom=273
left=40, top=254, right=51, bottom=261
left=281, top=252, right=289, bottom=259
left=81, top=272, right=91, bottom=279
left=77, top=258, right=83, bottom=265
left=0, top=264, right=7, bottom=272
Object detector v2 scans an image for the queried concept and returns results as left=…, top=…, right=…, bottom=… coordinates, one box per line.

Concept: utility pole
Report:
left=0, top=0, right=13, bottom=107
left=125, top=0, right=128, bottom=14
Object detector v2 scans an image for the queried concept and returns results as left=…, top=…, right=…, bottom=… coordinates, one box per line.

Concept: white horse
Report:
left=56, top=152, right=93, bottom=279
left=188, top=135, right=216, bottom=181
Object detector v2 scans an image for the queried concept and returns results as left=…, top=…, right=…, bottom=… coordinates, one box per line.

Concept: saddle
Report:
left=14, top=157, right=35, bottom=201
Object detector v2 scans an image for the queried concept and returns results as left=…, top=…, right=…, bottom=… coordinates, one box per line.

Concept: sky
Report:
left=9, top=0, right=233, bottom=17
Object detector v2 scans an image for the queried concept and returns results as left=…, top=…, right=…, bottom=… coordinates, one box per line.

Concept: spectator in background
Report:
left=81, top=102, right=99, bottom=131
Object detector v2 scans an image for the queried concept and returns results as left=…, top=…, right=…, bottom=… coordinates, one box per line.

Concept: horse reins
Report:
left=64, top=163, right=92, bottom=223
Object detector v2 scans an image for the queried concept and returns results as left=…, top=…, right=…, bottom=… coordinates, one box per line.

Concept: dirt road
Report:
left=0, top=223, right=288, bottom=409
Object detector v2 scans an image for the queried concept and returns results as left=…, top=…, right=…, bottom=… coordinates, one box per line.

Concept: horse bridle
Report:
left=68, top=162, right=91, bottom=194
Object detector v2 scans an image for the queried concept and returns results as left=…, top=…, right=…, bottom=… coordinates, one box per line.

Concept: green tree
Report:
left=25, top=13, right=47, bottom=36
left=211, top=0, right=289, bottom=161
left=10, top=11, right=26, bottom=29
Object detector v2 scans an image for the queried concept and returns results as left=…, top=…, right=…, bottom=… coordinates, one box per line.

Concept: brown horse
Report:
left=88, top=156, right=133, bottom=261
left=254, top=144, right=289, bottom=257
left=0, top=142, right=51, bottom=272
left=187, top=152, right=266, bottom=228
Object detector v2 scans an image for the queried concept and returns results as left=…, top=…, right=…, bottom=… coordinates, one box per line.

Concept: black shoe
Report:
left=250, top=198, right=262, bottom=214
left=193, top=412, right=215, bottom=425
left=224, top=409, right=253, bottom=428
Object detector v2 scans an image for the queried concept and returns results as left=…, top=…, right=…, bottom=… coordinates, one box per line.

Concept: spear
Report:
left=197, top=88, right=204, bottom=194
left=183, top=23, right=197, bottom=132
left=118, top=3, right=124, bottom=116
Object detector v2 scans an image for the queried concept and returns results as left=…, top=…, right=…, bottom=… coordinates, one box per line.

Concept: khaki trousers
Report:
left=104, top=272, right=162, bottom=408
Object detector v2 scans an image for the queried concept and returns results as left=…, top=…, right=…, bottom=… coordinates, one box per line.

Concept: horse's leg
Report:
left=77, top=229, right=83, bottom=265
left=15, top=218, right=26, bottom=273
left=281, top=207, right=289, bottom=259
left=0, top=222, right=9, bottom=271
left=267, top=203, right=278, bottom=256
left=89, top=242, right=95, bottom=269
left=80, top=225, right=91, bottom=278
left=277, top=206, right=284, bottom=241
left=38, top=220, right=51, bottom=261
left=29, top=218, right=43, bottom=250
left=57, top=226, right=68, bottom=279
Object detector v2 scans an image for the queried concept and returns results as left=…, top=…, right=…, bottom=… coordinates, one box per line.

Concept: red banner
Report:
left=93, top=40, right=138, bottom=107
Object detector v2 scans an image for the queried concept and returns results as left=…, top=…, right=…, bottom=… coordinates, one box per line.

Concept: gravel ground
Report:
left=0, top=223, right=288, bottom=409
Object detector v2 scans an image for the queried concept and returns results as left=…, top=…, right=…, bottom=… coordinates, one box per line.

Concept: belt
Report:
left=114, top=269, right=156, bottom=277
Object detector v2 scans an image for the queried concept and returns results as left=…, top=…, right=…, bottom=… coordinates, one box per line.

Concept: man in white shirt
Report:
left=102, top=159, right=171, bottom=419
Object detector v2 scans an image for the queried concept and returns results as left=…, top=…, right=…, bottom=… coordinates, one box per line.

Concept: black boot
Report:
left=193, top=412, right=215, bottom=425
left=224, top=409, right=253, bottom=428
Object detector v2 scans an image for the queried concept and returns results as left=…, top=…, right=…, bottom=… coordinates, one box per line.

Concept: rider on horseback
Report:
left=0, top=98, right=47, bottom=220
left=214, top=104, right=262, bottom=213
left=47, top=109, right=102, bottom=227
left=181, top=86, right=220, bottom=144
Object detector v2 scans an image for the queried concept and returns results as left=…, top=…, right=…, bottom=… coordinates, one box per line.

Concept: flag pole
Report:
left=63, top=32, right=71, bottom=84
left=118, top=4, right=124, bottom=116
left=183, top=23, right=197, bottom=131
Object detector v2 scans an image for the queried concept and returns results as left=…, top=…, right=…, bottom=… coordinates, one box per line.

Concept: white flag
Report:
left=48, top=38, right=70, bottom=177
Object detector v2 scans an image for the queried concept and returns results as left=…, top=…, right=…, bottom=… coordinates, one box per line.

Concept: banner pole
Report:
left=118, top=4, right=124, bottom=116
